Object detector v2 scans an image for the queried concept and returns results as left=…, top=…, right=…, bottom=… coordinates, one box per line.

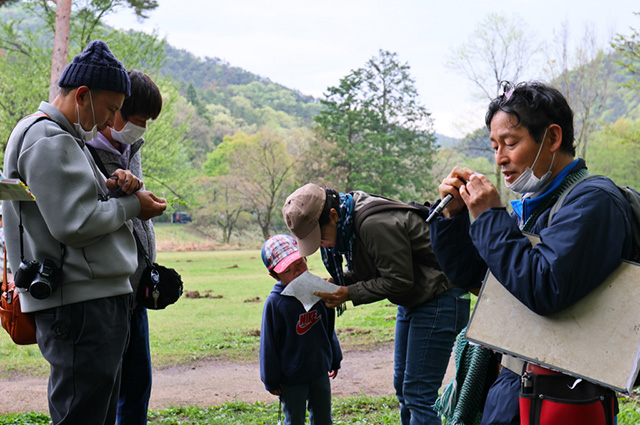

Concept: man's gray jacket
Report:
left=3, top=102, right=140, bottom=312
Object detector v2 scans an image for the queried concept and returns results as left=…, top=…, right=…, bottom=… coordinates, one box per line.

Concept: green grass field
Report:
left=0, top=248, right=397, bottom=377
left=2, top=232, right=639, bottom=424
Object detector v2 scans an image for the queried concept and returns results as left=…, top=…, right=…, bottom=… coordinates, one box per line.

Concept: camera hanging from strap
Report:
left=11, top=113, right=64, bottom=301
left=14, top=200, right=64, bottom=300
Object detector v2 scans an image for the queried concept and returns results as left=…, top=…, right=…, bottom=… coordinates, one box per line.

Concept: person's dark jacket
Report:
left=430, top=159, right=633, bottom=316
left=87, top=135, right=155, bottom=308
left=430, top=159, right=634, bottom=424
left=260, top=282, right=342, bottom=392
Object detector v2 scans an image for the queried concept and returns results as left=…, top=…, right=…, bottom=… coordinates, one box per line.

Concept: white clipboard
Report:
left=466, top=234, right=640, bottom=393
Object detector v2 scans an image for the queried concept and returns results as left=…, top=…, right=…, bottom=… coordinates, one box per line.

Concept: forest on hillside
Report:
left=1, top=1, right=640, bottom=245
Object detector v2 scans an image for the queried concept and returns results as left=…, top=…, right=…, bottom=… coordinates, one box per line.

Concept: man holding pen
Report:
left=429, top=81, right=633, bottom=425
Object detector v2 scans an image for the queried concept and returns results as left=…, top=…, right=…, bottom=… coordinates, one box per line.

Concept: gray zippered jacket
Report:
left=3, top=102, right=140, bottom=313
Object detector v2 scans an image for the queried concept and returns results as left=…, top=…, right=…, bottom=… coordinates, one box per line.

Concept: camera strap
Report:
left=17, top=202, right=66, bottom=267
left=12, top=112, right=54, bottom=265
left=13, top=112, right=66, bottom=268
left=18, top=202, right=26, bottom=264
left=132, top=230, right=153, bottom=270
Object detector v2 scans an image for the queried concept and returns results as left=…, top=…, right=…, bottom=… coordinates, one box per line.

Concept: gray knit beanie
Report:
left=58, top=40, right=131, bottom=96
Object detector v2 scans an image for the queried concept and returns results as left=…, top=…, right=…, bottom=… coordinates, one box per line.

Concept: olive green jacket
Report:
left=345, top=191, right=453, bottom=308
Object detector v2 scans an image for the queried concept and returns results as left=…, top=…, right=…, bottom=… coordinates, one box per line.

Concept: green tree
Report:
left=0, top=3, right=166, bottom=159
left=204, top=130, right=295, bottom=239
left=0, top=13, right=51, bottom=151
left=587, top=118, right=640, bottom=188
left=546, top=21, right=616, bottom=160
left=314, top=50, right=436, bottom=200
left=612, top=12, right=640, bottom=92
left=194, top=176, right=248, bottom=244
left=31, top=0, right=158, bottom=48
left=20, top=0, right=159, bottom=99
left=141, top=81, right=199, bottom=210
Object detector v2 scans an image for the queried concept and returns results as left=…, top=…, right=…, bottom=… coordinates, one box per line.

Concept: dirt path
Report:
left=0, top=344, right=455, bottom=414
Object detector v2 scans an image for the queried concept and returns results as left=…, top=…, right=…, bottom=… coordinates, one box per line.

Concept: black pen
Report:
left=426, top=193, right=453, bottom=223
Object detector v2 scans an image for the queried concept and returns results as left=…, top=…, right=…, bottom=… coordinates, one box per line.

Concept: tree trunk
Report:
left=49, top=0, right=72, bottom=102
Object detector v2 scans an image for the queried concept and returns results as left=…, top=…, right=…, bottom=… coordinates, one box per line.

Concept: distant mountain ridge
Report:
left=159, top=44, right=460, bottom=142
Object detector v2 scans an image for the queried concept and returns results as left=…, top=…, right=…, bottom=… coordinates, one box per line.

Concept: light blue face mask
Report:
left=74, top=91, right=97, bottom=142
left=506, top=127, right=556, bottom=194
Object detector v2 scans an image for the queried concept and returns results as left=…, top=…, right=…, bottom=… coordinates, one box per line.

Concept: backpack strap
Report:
left=86, top=144, right=111, bottom=179
left=548, top=174, right=640, bottom=262
left=616, top=186, right=640, bottom=262
left=2, top=243, right=7, bottom=293
left=353, top=197, right=423, bottom=232
left=547, top=174, right=598, bottom=227
left=12, top=113, right=52, bottom=182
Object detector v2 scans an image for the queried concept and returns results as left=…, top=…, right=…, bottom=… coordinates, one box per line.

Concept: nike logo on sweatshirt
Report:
left=296, top=310, right=321, bottom=335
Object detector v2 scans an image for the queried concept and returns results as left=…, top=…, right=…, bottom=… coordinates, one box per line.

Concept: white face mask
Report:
left=506, top=128, right=556, bottom=194
left=74, top=91, right=98, bottom=142
left=111, top=121, right=146, bottom=145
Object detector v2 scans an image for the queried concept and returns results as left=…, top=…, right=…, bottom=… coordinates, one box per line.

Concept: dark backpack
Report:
left=548, top=174, right=640, bottom=262
left=353, top=195, right=440, bottom=270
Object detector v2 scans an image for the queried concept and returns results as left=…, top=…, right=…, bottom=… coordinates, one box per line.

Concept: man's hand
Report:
left=438, top=166, right=475, bottom=217
left=439, top=167, right=503, bottom=219
left=459, top=172, right=503, bottom=219
left=106, top=169, right=143, bottom=195
left=268, top=388, right=282, bottom=396
left=329, top=369, right=339, bottom=379
left=135, top=191, right=167, bottom=220
left=315, top=286, right=350, bottom=309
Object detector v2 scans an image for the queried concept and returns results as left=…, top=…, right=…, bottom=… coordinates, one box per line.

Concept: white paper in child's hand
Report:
left=281, top=271, right=340, bottom=311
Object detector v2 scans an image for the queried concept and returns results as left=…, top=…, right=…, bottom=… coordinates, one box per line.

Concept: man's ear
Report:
left=548, top=124, right=563, bottom=153
left=75, top=86, right=90, bottom=105
left=329, top=208, right=339, bottom=223
left=269, top=271, right=279, bottom=281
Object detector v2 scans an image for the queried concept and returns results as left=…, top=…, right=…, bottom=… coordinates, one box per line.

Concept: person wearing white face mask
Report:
left=75, top=89, right=99, bottom=142
left=504, top=127, right=554, bottom=195
left=86, top=69, right=163, bottom=425
left=429, top=81, right=634, bottom=425
left=3, top=40, right=167, bottom=425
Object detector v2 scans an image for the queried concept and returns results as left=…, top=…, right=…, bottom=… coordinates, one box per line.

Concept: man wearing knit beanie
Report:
left=2, top=40, right=167, bottom=425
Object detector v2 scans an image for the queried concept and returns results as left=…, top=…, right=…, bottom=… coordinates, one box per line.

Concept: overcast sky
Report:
left=104, top=0, right=639, bottom=138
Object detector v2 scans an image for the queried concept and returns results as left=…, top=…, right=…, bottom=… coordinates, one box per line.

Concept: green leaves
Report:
left=203, top=129, right=296, bottom=240
left=612, top=13, right=640, bottom=92
left=314, top=50, right=437, bottom=200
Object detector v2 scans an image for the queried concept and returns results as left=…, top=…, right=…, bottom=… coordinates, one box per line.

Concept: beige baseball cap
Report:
left=282, top=183, right=326, bottom=257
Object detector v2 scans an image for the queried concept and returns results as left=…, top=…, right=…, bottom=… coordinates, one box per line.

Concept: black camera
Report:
left=14, top=259, right=62, bottom=300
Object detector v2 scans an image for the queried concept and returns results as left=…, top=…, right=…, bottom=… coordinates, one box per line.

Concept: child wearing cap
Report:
left=260, top=234, right=342, bottom=425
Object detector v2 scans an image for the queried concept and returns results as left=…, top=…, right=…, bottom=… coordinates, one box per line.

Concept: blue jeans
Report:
left=117, top=303, right=152, bottom=425
left=280, top=374, right=332, bottom=425
left=394, top=287, right=470, bottom=425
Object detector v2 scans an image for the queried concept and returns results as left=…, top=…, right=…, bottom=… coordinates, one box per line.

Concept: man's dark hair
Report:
left=120, top=70, right=162, bottom=121
left=59, top=87, right=101, bottom=96
left=319, top=188, right=340, bottom=227
left=485, top=81, right=575, bottom=156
